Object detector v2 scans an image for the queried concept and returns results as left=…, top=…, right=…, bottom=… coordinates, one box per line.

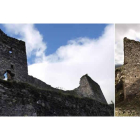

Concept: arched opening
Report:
left=3, top=72, right=8, bottom=81
left=3, top=70, right=15, bottom=81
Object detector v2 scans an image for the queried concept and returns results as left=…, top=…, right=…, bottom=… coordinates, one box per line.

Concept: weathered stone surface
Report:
left=0, top=88, right=5, bottom=93
left=0, top=29, right=28, bottom=82
left=27, top=75, right=53, bottom=90
left=0, top=29, right=54, bottom=90
left=74, top=74, right=107, bottom=104
left=124, top=37, right=140, bottom=99
left=0, top=29, right=114, bottom=116
left=0, top=79, right=114, bottom=116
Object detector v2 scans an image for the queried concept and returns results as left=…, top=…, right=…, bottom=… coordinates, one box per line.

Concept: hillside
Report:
left=0, top=79, right=114, bottom=116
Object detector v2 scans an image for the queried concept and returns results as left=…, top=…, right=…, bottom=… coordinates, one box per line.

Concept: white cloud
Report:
left=3, top=24, right=47, bottom=63
left=115, top=24, right=140, bottom=65
left=3, top=24, right=115, bottom=104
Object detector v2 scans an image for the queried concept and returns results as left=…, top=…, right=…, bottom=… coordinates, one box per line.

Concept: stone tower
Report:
left=0, top=29, right=28, bottom=82
left=124, top=37, right=140, bottom=99
left=74, top=74, right=107, bottom=104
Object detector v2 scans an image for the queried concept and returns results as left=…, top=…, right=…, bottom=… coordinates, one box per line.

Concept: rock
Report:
left=42, top=103, right=45, bottom=107
left=0, top=89, right=5, bottom=93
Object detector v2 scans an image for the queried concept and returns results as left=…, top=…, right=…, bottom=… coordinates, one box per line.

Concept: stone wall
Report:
left=124, top=37, right=140, bottom=99
left=0, top=79, right=114, bottom=116
left=27, top=75, right=53, bottom=90
left=74, top=74, right=107, bottom=104
left=0, top=29, right=109, bottom=107
left=115, top=67, right=124, bottom=103
left=0, top=29, right=28, bottom=82
left=0, top=29, right=61, bottom=91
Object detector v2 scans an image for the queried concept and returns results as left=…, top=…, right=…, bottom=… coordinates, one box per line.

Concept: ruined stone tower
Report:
left=0, top=29, right=28, bottom=82
left=0, top=29, right=108, bottom=105
left=124, top=37, right=140, bottom=99
left=0, top=29, right=54, bottom=89
left=74, top=74, right=107, bottom=104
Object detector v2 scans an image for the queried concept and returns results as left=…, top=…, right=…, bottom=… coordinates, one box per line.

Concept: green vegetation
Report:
left=0, top=78, right=113, bottom=116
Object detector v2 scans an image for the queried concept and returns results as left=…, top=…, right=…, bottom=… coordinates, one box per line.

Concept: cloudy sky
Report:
left=0, top=24, right=114, bottom=103
left=115, top=24, right=140, bottom=65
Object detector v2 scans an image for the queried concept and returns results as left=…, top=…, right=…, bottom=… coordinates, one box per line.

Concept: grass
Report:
left=0, top=78, right=114, bottom=116
left=0, top=78, right=105, bottom=105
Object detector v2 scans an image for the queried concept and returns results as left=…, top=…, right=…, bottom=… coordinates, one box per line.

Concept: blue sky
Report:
left=0, top=24, right=114, bottom=103
left=0, top=24, right=107, bottom=64
left=35, top=24, right=107, bottom=55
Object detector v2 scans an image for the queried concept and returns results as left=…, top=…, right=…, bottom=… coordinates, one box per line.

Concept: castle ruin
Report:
left=0, top=29, right=108, bottom=105
left=74, top=74, right=107, bottom=104
left=124, top=37, right=140, bottom=99
left=0, top=29, right=28, bottom=82
left=0, top=29, right=52, bottom=90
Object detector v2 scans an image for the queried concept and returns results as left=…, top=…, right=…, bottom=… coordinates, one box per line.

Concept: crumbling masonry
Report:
left=0, top=29, right=52, bottom=90
left=0, top=29, right=28, bottom=82
left=124, top=37, right=140, bottom=99
left=0, top=29, right=107, bottom=105
left=74, top=74, right=107, bottom=104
